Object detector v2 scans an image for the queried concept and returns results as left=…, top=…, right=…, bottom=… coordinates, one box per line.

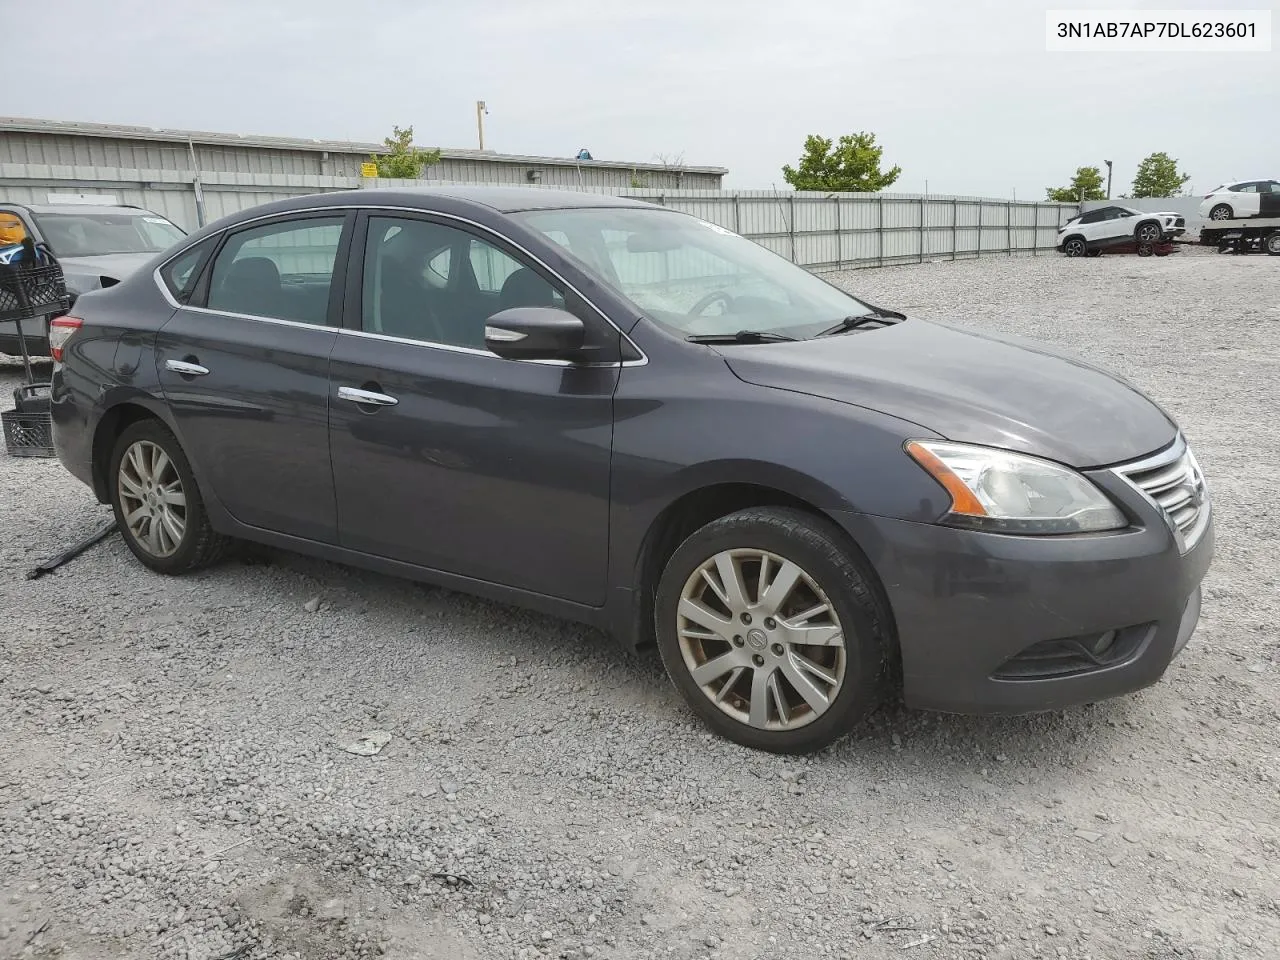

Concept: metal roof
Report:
left=0, top=116, right=729, bottom=176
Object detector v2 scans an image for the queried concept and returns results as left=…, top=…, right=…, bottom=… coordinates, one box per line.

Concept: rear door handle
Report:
left=338, top=386, right=398, bottom=407
left=165, top=359, right=209, bottom=376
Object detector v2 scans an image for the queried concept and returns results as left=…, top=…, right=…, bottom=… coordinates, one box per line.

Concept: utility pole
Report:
left=476, top=101, right=488, bottom=151
left=1104, top=159, right=1113, bottom=199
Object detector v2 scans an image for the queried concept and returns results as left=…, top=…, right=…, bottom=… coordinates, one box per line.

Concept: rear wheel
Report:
left=1209, top=204, right=1233, bottom=221
left=654, top=507, right=892, bottom=754
left=1265, top=232, right=1280, bottom=256
left=109, top=420, right=229, bottom=574
left=1063, top=237, right=1087, bottom=257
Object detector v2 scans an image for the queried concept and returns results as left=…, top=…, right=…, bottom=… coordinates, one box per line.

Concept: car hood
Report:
left=58, top=253, right=153, bottom=295
left=721, top=319, right=1177, bottom=468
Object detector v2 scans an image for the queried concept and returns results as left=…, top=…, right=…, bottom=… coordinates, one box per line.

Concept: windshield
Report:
left=511, top=207, right=876, bottom=339
left=31, top=210, right=185, bottom=257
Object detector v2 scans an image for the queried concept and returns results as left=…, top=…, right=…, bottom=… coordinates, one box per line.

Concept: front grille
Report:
left=1115, top=438, right=1209, bottom=551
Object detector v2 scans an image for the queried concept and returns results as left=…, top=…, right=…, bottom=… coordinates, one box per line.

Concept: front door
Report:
left=1259, top=181, right=1280, bottom=217
left=327, top=213, right=617, bottom=605
left=155, top=212, right=352, bottom=543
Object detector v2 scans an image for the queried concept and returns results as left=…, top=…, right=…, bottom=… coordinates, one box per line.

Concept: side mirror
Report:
left=484, top=307, right=586, bottom=361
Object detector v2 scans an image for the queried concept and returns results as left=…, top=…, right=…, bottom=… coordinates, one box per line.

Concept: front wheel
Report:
left=109, top=419, right=229, bottom=574
left=1209, top=204, right=1233, bottom=221
left=1135, top=222, right=1162, bottom=243
left=654, top=508, right=892, bottom=754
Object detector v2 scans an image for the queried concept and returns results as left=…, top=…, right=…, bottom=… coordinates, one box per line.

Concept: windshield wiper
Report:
left=686, top=330, right=798, bottom=344
left=815, top=310, right=904, bottom=338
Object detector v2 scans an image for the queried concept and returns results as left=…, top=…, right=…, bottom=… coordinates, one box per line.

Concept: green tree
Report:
left=1130, top=151, right=1191, bottom=198
left=370, top=125, right=441, bottom=179
left=782, top=133, right=901, bottom=192
left=1045, top=166, right=1106, bottom=202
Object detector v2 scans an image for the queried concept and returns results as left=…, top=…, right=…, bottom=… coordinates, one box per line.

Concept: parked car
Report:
left=0, top=201, right=185, bottom=356
left=1198, top=179, right=1280, bottom=221
left=1056, top=205, right=1186, bottom=257
left=49, top=188, right=1213, bottom=754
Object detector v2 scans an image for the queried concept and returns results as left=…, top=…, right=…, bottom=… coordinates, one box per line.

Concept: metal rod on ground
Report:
left=26, top=519, right=118, bottom=580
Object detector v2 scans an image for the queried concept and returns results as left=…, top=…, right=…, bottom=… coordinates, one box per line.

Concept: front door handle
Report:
left=338, top=386, right=398, bottom=407
left=165, top=359, right=209, bottom=377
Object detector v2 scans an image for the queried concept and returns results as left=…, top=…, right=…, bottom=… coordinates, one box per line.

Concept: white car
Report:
left=1198, top=179, right=1280, bottom=221
left=1056, top=205, right=1185, bottom=257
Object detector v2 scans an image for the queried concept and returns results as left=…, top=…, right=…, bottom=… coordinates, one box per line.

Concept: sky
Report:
left=12, top=0, right=1278, bottom=198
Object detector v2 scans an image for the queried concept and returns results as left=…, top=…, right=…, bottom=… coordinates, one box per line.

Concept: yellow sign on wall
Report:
left=361, top=162, right=379, bottom=178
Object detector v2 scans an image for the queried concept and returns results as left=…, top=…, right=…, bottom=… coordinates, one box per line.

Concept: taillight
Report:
left=48, top=316, right=82, bottom=362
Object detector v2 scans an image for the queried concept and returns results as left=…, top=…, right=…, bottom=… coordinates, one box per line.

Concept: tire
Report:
left=1135, top=222, right=1162, bottom=243
left=1063, top=237, right=1087, bottom=257
left=1138, top=242, right=1154, bottom=257
left=1266, top=233, right=1280, bottom=256
left=1086, top=248, right=1102, bottom=258
left=654, top=507, right=892, bottom=754
left=109, top=419, right=229, bottom=575
left=1209, top=204, right=1233, bottom=221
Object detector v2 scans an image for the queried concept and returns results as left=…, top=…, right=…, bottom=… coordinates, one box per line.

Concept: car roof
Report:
left=1, top=202, right=152, bottom=216
left=222, top=186, right=655, bottom=222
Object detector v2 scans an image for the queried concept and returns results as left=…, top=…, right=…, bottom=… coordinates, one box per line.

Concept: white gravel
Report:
left=2, top=246, right=1278, bottom=960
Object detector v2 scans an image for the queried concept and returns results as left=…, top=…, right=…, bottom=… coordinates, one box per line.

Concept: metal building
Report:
left=0, top=117, right=727, bottom=190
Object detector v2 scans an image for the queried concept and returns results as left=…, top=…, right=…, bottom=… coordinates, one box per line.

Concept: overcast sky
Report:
left=16, top=0, right=1278, bottom=197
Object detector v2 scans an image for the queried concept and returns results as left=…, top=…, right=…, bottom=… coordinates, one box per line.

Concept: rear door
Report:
left=1075, top=208, right=1108, bottom=243
left=155, top=211, right=352, bottom=543
left=1229, top=183, right=1262, bottom=216
left=327, top=211, right=619, bottom=605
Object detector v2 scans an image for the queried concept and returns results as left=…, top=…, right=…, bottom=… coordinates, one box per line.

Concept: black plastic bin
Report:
left=1, top=248, right=69, bottom=458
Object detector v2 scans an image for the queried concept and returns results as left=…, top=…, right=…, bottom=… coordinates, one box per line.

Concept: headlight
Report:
left=905, top=440, right=1126, bottom=534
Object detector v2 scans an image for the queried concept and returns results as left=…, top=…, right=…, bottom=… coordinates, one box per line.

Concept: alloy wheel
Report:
left=117, top=439, right=187, bottom=558
left=1210, top=205, right=1232, bottom=221
left=676, top=549, right=846, bottom=732
left=1064, top=239, right=1086, bottom=257
left=1137, top=224, right=1160, bottom=242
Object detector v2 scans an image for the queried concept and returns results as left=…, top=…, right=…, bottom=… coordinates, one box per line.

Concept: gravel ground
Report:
left=1, top=246, right=1278, bottom=960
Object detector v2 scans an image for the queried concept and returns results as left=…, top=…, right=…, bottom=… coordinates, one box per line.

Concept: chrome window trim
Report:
left=1113, top=434, right=1211, bottom=553
left=151, top=203, right=648, bottom=368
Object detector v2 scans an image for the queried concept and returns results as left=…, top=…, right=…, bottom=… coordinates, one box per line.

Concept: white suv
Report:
left=1198, top=180, right=1280, bottom=221
left=1056, top=206, right=1185, bottom=257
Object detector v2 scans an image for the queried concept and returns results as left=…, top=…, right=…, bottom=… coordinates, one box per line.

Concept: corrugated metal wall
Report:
left=0, top=131, right=722, bottom=189
left=0, top=164, right=1078, bottom=271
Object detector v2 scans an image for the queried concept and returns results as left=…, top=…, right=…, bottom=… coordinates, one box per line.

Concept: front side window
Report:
left=30, top=210, right=185, bottom=257
left=514, top=206, right=877, bottom=339
left=206, top=217, right=344, bottom=325
left=362, top=216, right=564, bottom=349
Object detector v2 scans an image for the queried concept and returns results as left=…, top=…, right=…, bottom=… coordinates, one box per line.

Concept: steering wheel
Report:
left=688, top=290, right=734, bottom=316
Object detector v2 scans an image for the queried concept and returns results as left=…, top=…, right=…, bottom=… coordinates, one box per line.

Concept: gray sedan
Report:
left=48, top=187, right=1212, bottom=753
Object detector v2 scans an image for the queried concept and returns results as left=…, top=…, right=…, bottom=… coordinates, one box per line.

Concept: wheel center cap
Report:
left=746, top=628, right=768, bottom=651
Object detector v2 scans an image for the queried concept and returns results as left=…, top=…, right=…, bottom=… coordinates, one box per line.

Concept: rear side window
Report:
left=160, top=236, right=218, bottom=303
left=206, top=217, right=345, bottom=325
left=1229, top=182, right=1258, bottom=193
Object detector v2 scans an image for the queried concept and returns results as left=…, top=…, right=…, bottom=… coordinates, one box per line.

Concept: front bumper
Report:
left=831, top=484, right=1213, bottom=715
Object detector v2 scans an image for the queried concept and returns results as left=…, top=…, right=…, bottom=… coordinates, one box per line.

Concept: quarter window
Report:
left=159, top=236, right=217, bottom=302
left=362, top=216, right=564, bottom=349
left=206, top=217, right=345, bottom=325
